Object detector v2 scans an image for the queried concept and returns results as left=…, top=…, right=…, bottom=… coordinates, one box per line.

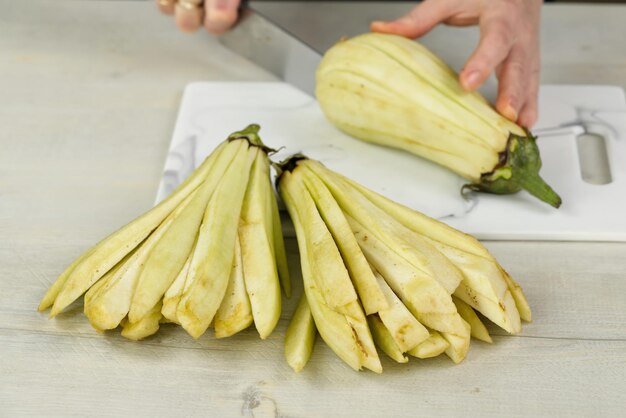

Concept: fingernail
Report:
left=208, top=10, right=231, bottom=23
left=370, top=21, right=389, bottom=31
left=503, top=103, right=518, bottom=121
left=206, top=9, right=236, bottom=33
left=175, top=4, right=202, bottom=32
left=461, top=70, right=481, bottom=91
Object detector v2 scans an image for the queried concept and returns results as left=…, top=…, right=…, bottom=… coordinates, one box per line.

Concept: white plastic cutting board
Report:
left=156, top=82, right=626, bottom=241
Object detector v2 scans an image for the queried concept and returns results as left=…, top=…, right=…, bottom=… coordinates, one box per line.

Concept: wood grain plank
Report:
left=483, top=241, right=626, bottom=340
left=1, top=329, right=624, bottom=417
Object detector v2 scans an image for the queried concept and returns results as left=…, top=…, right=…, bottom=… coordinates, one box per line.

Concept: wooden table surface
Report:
left=1, top=1, right=625, bottom=417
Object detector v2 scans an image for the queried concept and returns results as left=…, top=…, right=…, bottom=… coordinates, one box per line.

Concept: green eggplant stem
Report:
left=227, top=124, right=277, bottom=154
left=467, top=131, right=562, bottom=208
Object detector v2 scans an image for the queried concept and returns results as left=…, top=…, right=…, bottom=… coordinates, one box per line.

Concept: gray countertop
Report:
left=1, top=1, right=625, bottom=417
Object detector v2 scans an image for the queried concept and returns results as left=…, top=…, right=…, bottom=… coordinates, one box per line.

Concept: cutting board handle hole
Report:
left=576, top=133, right=612, bottom=185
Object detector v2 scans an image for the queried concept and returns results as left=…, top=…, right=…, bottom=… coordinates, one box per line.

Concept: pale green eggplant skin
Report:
left=316, top=33, right=561, bottom=208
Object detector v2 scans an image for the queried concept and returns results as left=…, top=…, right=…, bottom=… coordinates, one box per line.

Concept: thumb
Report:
left=371, top=0, right=455, bottom=38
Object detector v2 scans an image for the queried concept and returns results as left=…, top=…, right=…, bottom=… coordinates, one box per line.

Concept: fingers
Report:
left=369, top=0, right=542, bottom=125
left=495, top=49, right=525, bottom=122
left=495, top=39, right=540, bottom=127
left=517, top=99, right=538, bottom=128
left=204, top=0, right=240, bottom=35
left=517, top=61, right=540, bottom=127
left=493, top=1, right=542, bottom=127
left=371, top=0, right=457, bottom=38
left=517, top=29, right=541, bottom=126
left=493, top=41, right=540, bottom=126
left=495, top=43, right=540, bottom=127
left=175, top=0, right=204, bottom=33
left=156, top=0, right=175, bottom=15
left=159, top=0, right=239, bottom=35
left=460, top=15, right=515, bottom=91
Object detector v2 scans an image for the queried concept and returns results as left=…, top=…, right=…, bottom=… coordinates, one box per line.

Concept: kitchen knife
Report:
left=218, top=4, right=322, bottom=97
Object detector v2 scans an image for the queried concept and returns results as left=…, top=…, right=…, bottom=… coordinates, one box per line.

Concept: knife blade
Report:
left=218, top=5, right=322, bottom=97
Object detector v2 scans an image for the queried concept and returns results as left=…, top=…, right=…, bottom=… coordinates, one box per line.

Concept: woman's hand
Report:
left=156, top=0, right=240, bottom=35
left=372, top=0, right=543, bottom=127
